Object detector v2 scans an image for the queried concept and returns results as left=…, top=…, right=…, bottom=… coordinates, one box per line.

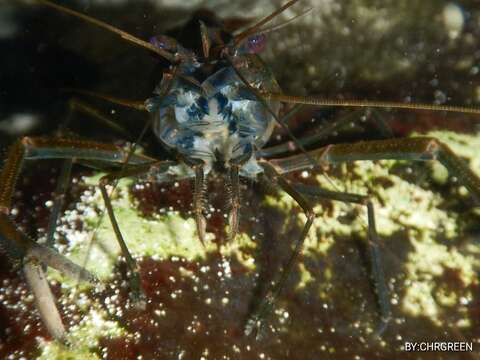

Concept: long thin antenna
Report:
left=36, top=0, right=177, bottom=63
left=225, top=55, right=341, bottom=196
left=234, top=0, right=301, bottom=47
left=238, top=7, right=313, bottom=37
left=264, top=93, right=480, bottom=115
left=62, top=89, right=147, bottom=112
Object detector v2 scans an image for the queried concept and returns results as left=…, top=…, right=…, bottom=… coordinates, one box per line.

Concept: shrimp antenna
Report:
left=61, top=88, right=147, bottom=112
left=241, top=7, right=313, bottom=37
left=264, top=94, right=480, bottom=115
left=36, top=0, right=177, bottom=63
left=234, top=0, right=301, bottom=47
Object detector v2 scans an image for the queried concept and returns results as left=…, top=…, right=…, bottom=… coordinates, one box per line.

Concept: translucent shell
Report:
left=147, top=54, right=281, bottom=177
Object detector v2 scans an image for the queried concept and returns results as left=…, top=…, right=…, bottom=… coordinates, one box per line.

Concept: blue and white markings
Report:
left=146, top=65, right=276, bottom=177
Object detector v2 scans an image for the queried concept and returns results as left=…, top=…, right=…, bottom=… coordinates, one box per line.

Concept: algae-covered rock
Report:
left=2, top=129, right=474, bottom=359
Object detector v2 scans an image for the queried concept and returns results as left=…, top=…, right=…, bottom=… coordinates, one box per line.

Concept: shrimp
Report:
left=1, top=1, right=479, bottom=358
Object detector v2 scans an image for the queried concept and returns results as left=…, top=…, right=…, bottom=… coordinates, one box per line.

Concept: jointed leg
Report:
left=327, top=137, right=480, bottom=201
left=45, top=95, right=137, bottom=251
left=227, top=165, right=241, bottom=240
left=194, top=165, right=207, bottom=246
left=0, top=136, right=155, bottom=341
left=45, top=160, right=73, bottom=249
left=258, top=109, right=393, bottom=158
left=270, top=136, right=480, bottom=204
left=294, top=184, right=390, bottom=335
left=264, top=136, right=480, bottom=336
left=0, top=137, right=138, bottom=270
left=65, top=70, right=179, bottom=300
left=22, top=261, right=66, bottom=341
left=98, top=161, right=176, bottom=305
left=245, top=161, right=315, bottom=338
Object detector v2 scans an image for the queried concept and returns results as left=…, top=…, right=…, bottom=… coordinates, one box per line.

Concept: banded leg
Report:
left=293, top=184, right=390, bottom=335
left=245, top=161, right=315, bottom=339
left=265, top=136, right=480, bottom=337
left=193, top=165, right=208, bottom=246
left=0, top=188, right=93, bottom=344
left=64, top=73, right=178, bottom=299
left=327, top=137, right=480, bottom=202
left=45, top=95, right=144, bottom=249
left=0, top=136, right=153, bottom=260
left=270, top=136, right=480, bottom=205
left=227, top=165, right=241, bottom=241
left=0, top=136, right=155, bottom=341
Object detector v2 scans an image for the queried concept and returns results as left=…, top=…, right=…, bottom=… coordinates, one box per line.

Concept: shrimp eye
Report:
left=245, top=34, right=266, bottom=54
left=149, top=35, right=177, bottom=52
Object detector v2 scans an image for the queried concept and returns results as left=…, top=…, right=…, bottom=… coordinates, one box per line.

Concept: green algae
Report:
left=41, top=174, right=259, bottom=357
left=36, top=129, right=480, bottom=358
left=266, top=131, right=480, bottom=332
left=53, top=176, right=213, bottom=283
left=38, top=308, right=125, bottom=360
